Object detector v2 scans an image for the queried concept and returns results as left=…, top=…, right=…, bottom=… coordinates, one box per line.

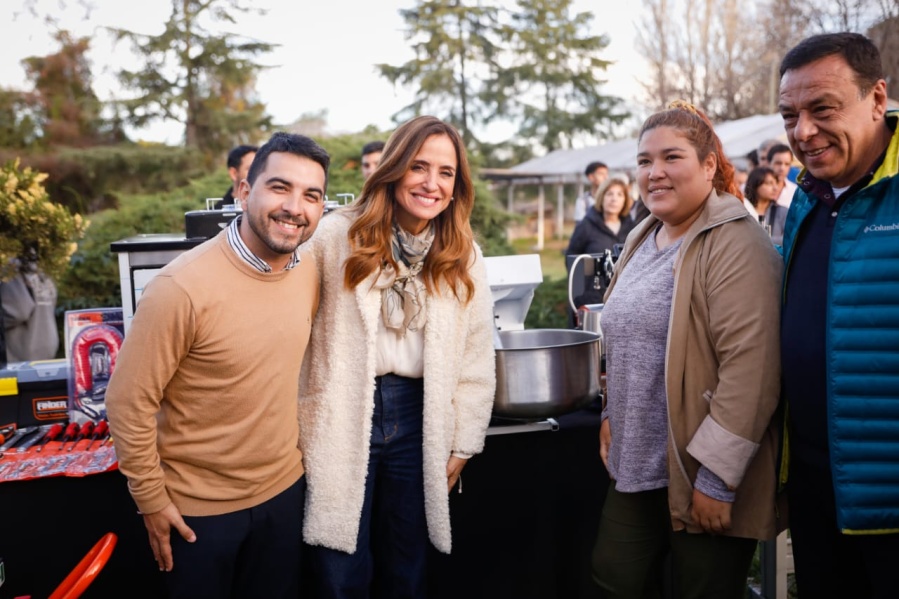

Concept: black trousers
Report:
left=788, top=458, right=899, bottom=599
left=592, top=486, right=757, bottom=599
left=165, top=475, right=306, bottom=599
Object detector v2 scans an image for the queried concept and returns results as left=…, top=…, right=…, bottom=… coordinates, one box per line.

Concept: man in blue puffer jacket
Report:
left=778, top=32, right=899, bottom=598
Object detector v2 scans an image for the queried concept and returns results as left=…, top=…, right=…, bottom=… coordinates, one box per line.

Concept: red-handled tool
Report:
left=67, top=421, right=95, bottom=451
left=0, top=425, right=15, bottom=445
left=86, top=420, right=109, bottom=451
left=12, top=424, right=54, bottom=453
left=55, top=422, right=81, bottom=452
left=35, top=423, right=65, bottom=453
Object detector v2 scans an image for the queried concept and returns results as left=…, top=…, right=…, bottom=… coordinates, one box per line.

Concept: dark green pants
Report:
left=592, top=486, right=757, bottom=599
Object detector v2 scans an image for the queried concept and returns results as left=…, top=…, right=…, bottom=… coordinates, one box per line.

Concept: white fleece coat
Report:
left=298, top=210, right=497, bottom=554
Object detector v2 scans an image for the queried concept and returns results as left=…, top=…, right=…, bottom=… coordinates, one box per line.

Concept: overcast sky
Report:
left=1, top=0, right=646, bottom=146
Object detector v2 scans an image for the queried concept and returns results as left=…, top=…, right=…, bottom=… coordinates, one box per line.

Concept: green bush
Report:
left=57, top=171, right=228, bottom=312
left=317, top=129, right=380, bottom=201
left=524, top=276, right=571, bottom=329
left=55, top=147, right=515, bottom=315
left=0, top=144, right=205, bottom=215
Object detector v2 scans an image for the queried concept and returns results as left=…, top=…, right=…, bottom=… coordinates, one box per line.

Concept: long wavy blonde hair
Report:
left=344, top=116, right=476, bottom=303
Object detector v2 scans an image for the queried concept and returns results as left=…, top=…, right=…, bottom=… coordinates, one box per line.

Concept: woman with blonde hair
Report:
left=591, top=101, right=783, bottom=598
left=298, top=115, right=496, bottom=598
left=565, top=177, right=636, bottom=307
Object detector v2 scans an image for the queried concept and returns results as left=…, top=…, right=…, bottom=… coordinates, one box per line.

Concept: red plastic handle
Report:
left=48, top=532, right=118, bottom=599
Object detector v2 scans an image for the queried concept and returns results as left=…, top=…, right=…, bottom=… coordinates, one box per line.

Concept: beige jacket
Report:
left=605, top=190, right=783, bottom=540
left=297, top=210, right=496, bottom=554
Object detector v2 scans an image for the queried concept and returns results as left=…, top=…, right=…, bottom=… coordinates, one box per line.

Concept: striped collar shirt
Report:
left=225, top=215, right=300, bottom=273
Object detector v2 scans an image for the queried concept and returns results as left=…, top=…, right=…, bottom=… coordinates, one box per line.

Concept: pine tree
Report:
left=377, top=0, right=502, bottom=148
left=21, top=31, right=104, bottom=147
left=112, top=0, right=273, bottom=158
left=499, top=0, right=627, bottom=151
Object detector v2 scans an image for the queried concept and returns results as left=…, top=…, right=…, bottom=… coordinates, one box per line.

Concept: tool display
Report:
left=13, top=425, right=54, bottom=453
left=0, top=419, right=118, bottom=483
left=0, top=426, right=39, bottom=452
left=56, top=422, right=80, bottom=451
left=86, top=420, right=109, bottom=450
left=35, top=423, right=64, bottom=453
left=67, top=421, right=94, bottom=451
left=0, top=425, right=16, bottom=444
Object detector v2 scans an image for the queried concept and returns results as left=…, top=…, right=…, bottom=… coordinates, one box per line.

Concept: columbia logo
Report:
left=864, top=223, right=899, bottom=233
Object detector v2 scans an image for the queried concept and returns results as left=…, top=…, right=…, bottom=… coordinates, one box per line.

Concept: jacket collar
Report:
left=626, top=189, right=748, bottom=254
left=608, top=189, right=748, bottom=298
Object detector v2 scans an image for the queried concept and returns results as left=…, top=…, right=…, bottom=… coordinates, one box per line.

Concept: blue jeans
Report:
left=308, top=374, right=428, bottom=599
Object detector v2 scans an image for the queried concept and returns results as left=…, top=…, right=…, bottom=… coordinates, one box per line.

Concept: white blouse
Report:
left=375, top=313, right=425, bottom=378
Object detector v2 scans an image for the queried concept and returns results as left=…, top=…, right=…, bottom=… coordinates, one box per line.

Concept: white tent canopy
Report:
left=483, top=113, right=790, bottom=250
left=498, top=113, right=788, bottom=184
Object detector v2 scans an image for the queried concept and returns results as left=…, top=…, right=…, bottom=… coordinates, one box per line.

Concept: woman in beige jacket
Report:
left=591, top=101, right=783, bottom=599
left=297, top=116, right=496, bottom=598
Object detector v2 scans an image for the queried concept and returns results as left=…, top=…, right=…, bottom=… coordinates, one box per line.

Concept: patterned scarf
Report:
left=374, top=222, right=435, bottom=335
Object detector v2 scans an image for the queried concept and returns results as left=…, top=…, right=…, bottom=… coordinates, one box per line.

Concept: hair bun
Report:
left=668, top=99, right=699, bottom=115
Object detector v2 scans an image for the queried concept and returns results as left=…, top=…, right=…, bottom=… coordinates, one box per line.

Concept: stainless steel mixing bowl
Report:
left=493, top=328, right=601, bottom=420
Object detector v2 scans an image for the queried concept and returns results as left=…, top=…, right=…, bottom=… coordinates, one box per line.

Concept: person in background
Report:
left=767, top=143, right=797, bottom=209
left=746, top=149, right=760, bottom=170
left=360, top=140, right=385, bottom=181
left=756, top=138, right=781, bottom=168
left=565, top=176, right=636, bottom=307
left=216, top=144, right=258, bottom=209
left=298, top=115, right=496, bottom=599
left=778, top=31, right=899, bottom=599
left=573, top=161, right=609, bottom=225
left=591, top=101, right=782, bottom=599
left=630, top=195, right=652, bottom=225
left=1, top=268, right=58, bottom=361
left=734, top=164, right=749, bottom=195
left=743, top=166, right=787, bottom=245
left=106, top=132, right=328, bottom=596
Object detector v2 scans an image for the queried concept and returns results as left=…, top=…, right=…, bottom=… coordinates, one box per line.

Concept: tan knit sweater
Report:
left=107, top=233, right=318, bottom=516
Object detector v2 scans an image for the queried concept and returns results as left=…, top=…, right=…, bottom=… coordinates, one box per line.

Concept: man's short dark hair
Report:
left=247, top=133, right=331, bottom=191
left=585, top=161, right=607, bottom=176
left=361, top=141, right=385, bottom=157
left=746, top=149, right=759, bottom=169
left=779, top=32, right=883, bottom=96
left=767, top=143, right=793, bottom=163
left=227, top=145, right=258, bottom=169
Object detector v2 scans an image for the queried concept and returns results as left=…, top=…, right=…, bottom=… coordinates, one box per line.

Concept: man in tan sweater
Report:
left=106, top=132, right=328, bottom=597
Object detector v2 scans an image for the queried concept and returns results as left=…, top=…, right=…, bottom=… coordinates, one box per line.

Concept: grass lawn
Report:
left=508, top=233, right=575, bottom=329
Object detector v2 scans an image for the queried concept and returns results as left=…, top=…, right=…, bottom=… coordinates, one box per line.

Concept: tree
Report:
left=21, top=30, right=104, bottom=147
left=870, top=14, right=899, bottom=101
left=804, top=0, right=899, bottom=103
left=499, top=0, right=627, bottom=151
left=112, top=0, right=273, bottom=158
left=377, top=0, right=502, bottom=148
left=636, top=0, right=795, bottom=119
left=756, top=0, right=811, bottom=114
left=635, top=0, right=899, bottom=121
left=0, top=89, right=41, bottom=148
